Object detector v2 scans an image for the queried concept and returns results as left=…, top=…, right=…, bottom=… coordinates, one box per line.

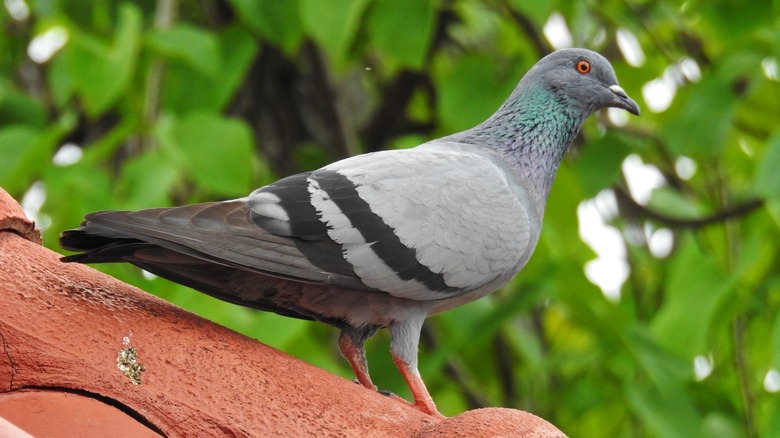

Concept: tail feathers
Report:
left=60, top=228, right=143, bottom=263
left=74, top=241, right=318, bottom=322
left=58, top=202, right=338, bottom=287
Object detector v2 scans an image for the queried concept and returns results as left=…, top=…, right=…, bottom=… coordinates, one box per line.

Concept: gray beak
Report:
left=609, top=85, right=640, bottom=116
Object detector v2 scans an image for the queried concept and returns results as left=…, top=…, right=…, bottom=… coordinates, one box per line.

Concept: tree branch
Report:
left=506, top=8, right=551, bottom=58
left=136, top=0, right=177, bottom=154
left=733, top=315, right=757, bottom=438
left=493, top=332, right=518, bottom=407
left=614, top=186, right=764, bottom=229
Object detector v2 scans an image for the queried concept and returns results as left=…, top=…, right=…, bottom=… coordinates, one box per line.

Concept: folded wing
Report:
left=61, top=147, right=532, bottom=305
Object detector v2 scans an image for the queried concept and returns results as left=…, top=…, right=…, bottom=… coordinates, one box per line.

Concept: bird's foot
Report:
left=351, top=378, right=377, bottom=391
left=351, top=380, right=399, bottom=400
left=378, top=388, right=395, bottom=397
left=351, top=379, right=444, bottom=418
left=386, top=393, right=446, bottom=419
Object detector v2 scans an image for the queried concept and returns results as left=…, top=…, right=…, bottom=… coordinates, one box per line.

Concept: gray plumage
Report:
left=60, top=48, right=639, bottom=417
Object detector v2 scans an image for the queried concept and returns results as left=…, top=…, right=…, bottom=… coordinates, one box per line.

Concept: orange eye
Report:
left=576, top=60, right=591, bottom=74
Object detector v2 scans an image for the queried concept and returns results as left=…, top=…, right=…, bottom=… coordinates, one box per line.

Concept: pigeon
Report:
left=60, top=48, right=639, bottom=417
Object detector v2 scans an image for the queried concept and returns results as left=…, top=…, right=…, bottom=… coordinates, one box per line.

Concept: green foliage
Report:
left=2, top=1, right=780, bottom=437
left=145, top=24, right=221, bottom=77
left=160, top=25, right=257, bottom=113
left=57, top=3, right=142, bottom=116
left=229, top=0, right=303, bottom=52
left=157, top=112, right=254, bottom=196
left=574, top=131, right=635, bottom=197
left=651, top=236, right=736, bottom=356
left=436, top=53, right=520, bottom=132
left=299, top=0, right=370, bottom=66
left=756, top=132, right=780, bottom=201
left=364, top=0, right=437, bottom=70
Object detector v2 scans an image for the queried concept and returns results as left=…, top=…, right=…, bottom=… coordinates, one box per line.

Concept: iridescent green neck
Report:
left=449, top=84, right=586, bottom=208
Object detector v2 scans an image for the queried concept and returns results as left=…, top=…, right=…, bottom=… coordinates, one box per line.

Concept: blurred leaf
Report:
left=293, top=142, right=332, bottom=171
left=366, top=0, right=437, bottom=69
left=771, top=297, right=780, bottom=367
left=574, top=131, right=633, bottom=197
left=755, top=131, right=780, bottom=201
left=436, top=53, right=518, bottom=132
left=0, top=125, right=40, bottom=192
left=48, top=50, right=75, bottom=110
left=229, top=0, right=303, bottom=52
left=161, top=25, right=257, bottom=113
left=146, top=24, right=220, bottom=77
left=662, top=75, right=737, bottom=158
left=701, top=0, right=774, bottom=41
left=627, top=382, right=705, bottom=438
left=249, top=312, right=313, bottom=352
left=79, top=113, right=138, bottom=164
left=542, top=164, right=591, bottom=260
left=63, top=3, right=141, bottom=117
left=734, top=225, right=778, bottom=294
left=117, top=148, right=181, bottom=209
left=215, top=25, right=259, bottom=104
left=760, top=396, right=780, bottom=438
left=508, top=0, right=554, bottom=25
left=651, top=235, right=736, bottom=356
left=300, top=0, right=370, bottom=65
left=622, top=327, right=692, bottom=386
left=703, top=412, right=747, bottom=438
left=0, top=113, right=75, bottom=194
left=0, top=82, right=47, bottom=127
left=157, top=112, right=254, bottom=196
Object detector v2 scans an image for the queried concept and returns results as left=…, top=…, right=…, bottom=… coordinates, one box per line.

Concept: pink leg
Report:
left=391, top=351, right=446, bottom=419
left=339, top=330, right=376, bottom=390
left=341, top=323, right=445, bottom=419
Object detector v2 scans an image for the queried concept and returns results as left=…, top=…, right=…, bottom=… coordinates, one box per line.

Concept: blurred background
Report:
left=2, top=1, right=779, bottom=436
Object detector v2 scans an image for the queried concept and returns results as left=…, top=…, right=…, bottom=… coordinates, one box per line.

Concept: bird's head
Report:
left=522, top=48, right=640, bottom=117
